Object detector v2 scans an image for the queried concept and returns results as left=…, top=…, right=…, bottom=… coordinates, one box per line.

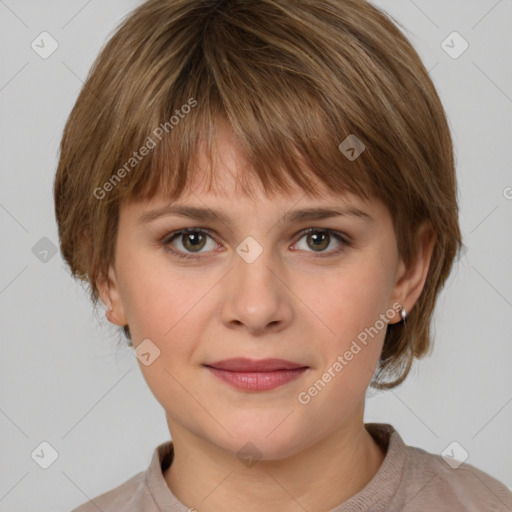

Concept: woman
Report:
left=54, top=0, right=512, bottom=510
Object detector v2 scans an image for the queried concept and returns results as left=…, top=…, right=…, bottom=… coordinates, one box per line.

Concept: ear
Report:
left=389, top=222, right=436, bottom=324
left=97, top=265, right=128, bottom=327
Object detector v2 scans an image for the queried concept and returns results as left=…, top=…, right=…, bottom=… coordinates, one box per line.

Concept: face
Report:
left=100, top=126, right=426, bottom=461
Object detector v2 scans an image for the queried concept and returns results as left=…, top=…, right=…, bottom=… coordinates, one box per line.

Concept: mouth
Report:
left=203, top=358, right=309, bottom=392
left=204, top=357, right=308, bottom=372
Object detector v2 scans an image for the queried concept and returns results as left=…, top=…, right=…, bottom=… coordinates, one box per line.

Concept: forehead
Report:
left=124, top=175, right=386, bottom=231
left=129, top=159, right=372, bottom=219
left=167, top=123, right=362, bottom=202
left=121, top=121, right=386, bottom=220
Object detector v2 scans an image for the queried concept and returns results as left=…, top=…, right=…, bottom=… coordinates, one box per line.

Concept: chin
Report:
left=212, top=420, right=308, bottom=462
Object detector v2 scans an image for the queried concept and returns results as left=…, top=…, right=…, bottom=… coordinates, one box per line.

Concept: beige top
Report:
left=71, top=423, right=512, bottom=511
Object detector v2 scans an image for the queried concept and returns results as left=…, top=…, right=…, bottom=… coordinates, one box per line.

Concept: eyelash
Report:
left=161, top=227, right=351, bottom=260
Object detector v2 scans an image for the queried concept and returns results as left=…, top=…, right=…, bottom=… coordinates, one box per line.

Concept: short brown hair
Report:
left=54, top=0, right=463, bottom=389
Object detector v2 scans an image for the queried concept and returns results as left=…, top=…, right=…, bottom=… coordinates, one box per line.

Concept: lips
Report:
left=204, top=358, right=308, bottom=372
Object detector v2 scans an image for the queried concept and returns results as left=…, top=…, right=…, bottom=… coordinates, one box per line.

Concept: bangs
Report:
left=119, top=90, right=377, bottom=206
left=108, top=77, right=379, bottom=208
left=97, top=1, right=395, bottom=208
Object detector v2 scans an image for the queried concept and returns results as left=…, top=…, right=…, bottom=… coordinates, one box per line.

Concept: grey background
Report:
left=0, top=1, right=511, bottom=511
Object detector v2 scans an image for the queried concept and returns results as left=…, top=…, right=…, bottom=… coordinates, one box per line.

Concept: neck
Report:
left=163, top=407, right=386, bottom=512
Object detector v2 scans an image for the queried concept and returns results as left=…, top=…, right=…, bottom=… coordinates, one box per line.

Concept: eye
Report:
left=161, top=227, right=350, bottom=260
left=163, top=228, right=218, bottom=259
left=293, top=228, right=348, bottom=256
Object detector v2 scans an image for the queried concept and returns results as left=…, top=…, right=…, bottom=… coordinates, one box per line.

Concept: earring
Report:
left=400, top=307, right=407, bottom=323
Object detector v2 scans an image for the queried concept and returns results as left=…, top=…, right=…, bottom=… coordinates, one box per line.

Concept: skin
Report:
left=98, top=125, right=435, bottom=512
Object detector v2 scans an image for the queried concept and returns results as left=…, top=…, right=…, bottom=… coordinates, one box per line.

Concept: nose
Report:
left=219, top=241, right=294, bottom=336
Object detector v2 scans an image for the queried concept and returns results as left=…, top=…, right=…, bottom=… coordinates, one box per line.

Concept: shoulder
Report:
left=399, top=442, right=512, bottom=511
left=69, top=440, right=175, bottom=512
left=70, top=471, right=146, bottom=512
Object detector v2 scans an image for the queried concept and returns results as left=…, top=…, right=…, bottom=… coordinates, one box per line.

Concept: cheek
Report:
left=116, top=247, right=199, bottom=341
left=117, top=261, right=207, bottom=409
left=300, top=260, right=392, bottom=342
left=297, top=260, right=391, bottom=392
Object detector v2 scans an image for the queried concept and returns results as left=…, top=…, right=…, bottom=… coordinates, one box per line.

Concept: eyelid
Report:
left=160, top=227, right=218, bottom=245
left=161, top=226, right=350, bottom=242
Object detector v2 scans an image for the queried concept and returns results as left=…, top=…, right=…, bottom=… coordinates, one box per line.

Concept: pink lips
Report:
left=204, top=358, right=309, bottom=391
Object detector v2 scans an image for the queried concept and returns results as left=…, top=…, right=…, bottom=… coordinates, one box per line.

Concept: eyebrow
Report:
left=137, top=204, right=373, bottom=226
